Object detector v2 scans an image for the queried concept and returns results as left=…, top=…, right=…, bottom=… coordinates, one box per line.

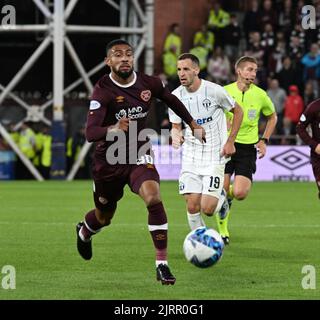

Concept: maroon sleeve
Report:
left=85, top=106, right=108, bottom=142
left=296, top=102, right=318, bottom=151
left=152, top=77, right=193, bottom=125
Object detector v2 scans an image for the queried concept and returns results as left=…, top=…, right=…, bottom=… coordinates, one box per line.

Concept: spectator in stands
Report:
left=267, top=79, right=287, bottom=140
left=276, top=56, right=301, bottom=94
left=283, top=85, right=304, bottom=144
left=301, top=43, right=320, bottom=84
left=224, top=13, right=241, bottom=64
left=243, top=0, right=261, bottom=45
left=261, top=22, right=276, bottom=67
left=278, top=0, right=295, bottom=38
left=289, top=35, right=305, bottom=67
left=8, top=123, right=19, bottom=146
left=261, top=23, right=275, bottom=51
left=290, top=23, right=306, bottom=51
left=268, top=32, right=287, bottom=75
left=17, top=122, right=36, bottom=179
left=207, top=0, right=230, bottom=47
left=255, top=58, right=268, bottom=90
left=33, top=124, right=44, bottom=173
left=189, top=45, right=209, bottom=79
left=206, top=46, right=231, bottom=85
left=245, top=31, right=264, bottom=62
left=303, top=80, right=317, bottom=107
left=162, top=23, right=182, bottom=90
left=260, top=0, right=278, bottom=28
left=193, top=24, right=215, bottom=55
left=39, top=125, right=51, bottom=179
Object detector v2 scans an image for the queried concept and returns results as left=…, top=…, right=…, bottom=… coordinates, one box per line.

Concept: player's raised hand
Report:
left=190, top=121, right=206, bottom=143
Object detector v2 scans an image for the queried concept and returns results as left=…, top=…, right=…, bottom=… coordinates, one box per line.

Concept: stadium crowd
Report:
left=160, top=0, right=319, bottom=145
left=0, top=0, right=318, bottom=179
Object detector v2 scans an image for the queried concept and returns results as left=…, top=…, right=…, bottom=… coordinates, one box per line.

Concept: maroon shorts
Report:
left=93, top=163, right=160, bottom=211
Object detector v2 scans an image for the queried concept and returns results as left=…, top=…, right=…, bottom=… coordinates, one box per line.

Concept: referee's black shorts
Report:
left=225, top=142, right=257, bottom=181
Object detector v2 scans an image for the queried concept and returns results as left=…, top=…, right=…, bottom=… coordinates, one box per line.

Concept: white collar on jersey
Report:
left=109, top=71, right=137, bottom=88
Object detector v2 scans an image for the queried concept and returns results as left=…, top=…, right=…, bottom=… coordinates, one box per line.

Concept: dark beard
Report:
left=114, top=68, right=133, bottom=79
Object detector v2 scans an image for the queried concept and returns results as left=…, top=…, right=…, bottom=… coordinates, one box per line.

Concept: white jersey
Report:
left=169, top=79, right=235, bottom=175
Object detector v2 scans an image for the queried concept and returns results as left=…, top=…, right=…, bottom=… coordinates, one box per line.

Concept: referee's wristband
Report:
left=259, top=137, right=269, bottom=144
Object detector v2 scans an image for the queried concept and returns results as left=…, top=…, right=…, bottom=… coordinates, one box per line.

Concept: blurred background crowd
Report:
left=0, top=0, right=318, bottom=179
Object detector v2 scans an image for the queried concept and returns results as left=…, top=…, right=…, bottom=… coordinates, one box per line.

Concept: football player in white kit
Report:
left=169, top=53, right=243, bottom=232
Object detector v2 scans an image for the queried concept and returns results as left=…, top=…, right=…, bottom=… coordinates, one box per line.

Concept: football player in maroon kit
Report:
left=76, top=39, right=206, bottom=285
left=296, top=98, right=320, bottom=199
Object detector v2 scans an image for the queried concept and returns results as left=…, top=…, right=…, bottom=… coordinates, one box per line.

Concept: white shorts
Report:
left=179, top=164, right=225, bottom=199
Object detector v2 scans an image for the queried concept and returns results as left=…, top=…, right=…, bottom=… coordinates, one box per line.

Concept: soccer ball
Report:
left=183, top=227, right=224, bottom=268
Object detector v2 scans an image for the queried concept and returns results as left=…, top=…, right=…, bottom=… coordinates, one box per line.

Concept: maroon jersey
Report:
left=296, top=98, right=320, bottom=159
left=86, top=71, right=193, bottom=177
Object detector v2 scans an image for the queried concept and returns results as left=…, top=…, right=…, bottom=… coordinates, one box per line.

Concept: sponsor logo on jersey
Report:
left=202, top=98, right=212, bottom=110
left=116, top=96, right=125, bottom=103
left=115, top=106, right=147, bottom=120
left=140, top=90, right=151, bottom=102
left=89, top=100, right=101, bottom=110
left=115, top=109, right=127, bottom=120
left=196, top=116, right=213, bottom=125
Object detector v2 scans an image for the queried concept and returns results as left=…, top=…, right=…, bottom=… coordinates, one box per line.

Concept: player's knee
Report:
left=144, top=193, right=161, bottom=207
left=96, top=203, right=117, bottom=226
left=233, top=189, right=248, bottom=200
left=187, top=203, right=201, bottom=214
left=202, top=205, right=215, bottom=217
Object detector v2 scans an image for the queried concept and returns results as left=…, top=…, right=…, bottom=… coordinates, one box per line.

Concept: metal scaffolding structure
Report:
left=0, top=0, right=154, bottom=181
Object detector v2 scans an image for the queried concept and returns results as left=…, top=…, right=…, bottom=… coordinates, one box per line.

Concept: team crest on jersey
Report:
left=248, top=109, right=257, bottom=120
left=115, top=109, right=127, bottom=120
left=140, top=90, right=151, bottom=102
left=116, top=96, right=125, bottom=103
left=202, top=98, right=212, bottom=110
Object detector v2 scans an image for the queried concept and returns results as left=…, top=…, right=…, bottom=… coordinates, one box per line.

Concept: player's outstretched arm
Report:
left=160, top=89, right=206, bottom=143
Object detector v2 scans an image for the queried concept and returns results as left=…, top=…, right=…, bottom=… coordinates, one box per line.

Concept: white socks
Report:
left=187, top=212, right=205, bottom=230
left=156, top=260, right=168, bottom=267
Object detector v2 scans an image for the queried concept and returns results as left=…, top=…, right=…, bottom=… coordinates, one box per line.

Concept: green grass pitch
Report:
left=0, top=180, right=319, bottom=300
